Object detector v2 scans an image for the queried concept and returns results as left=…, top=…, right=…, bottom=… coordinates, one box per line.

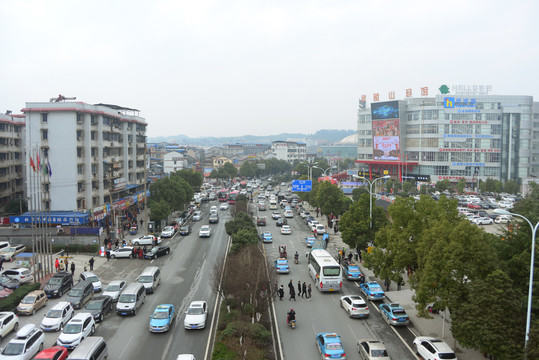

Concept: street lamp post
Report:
left=494, top=209, right=538, bottom=352
left=313, top=165, right=337, bottom=177
left=299, top=162, right=318, bottom=181
left=353, top=175, right=390, bottom=228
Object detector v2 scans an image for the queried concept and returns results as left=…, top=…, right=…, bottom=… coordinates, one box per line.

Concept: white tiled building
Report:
left=163, top=150, right=186, bottom=174
left=23, top=101, right=147, bottom=212
left=271, top=141, right=307, bottom=163
left=0, top=113, right=25, bottom=206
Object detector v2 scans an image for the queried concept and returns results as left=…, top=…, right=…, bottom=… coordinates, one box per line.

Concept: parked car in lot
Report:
left=0, top=324, right=44, bottom=359
left=103, top=280, right=127, bottom=303
left=340, top=295, right=369, bottom=318
left=184, top=301, right=207, bottom=330
left=17, top=290, right=47, bottom=316
left=43, top=272, right=73, bottom=298
left=40, top=302, right=74, bottom=332
left=2, top=268, right=33, bottom=284
left=110, top=247, right=134, bottom=259
left=0, top=311, right=19, bottom=341
left=413, top=337, right=457, bottom=360
left=495, top=215, right=511, bottom=224
left=33, top=346, right=68, bottom=360
left=0, top=275, right=20, bottom=290
left=379, top=303, right=409, bottom=326
left=315, top=333, right=346, bottom=360
left=357, top=339, right=390, bottom=360
left=474, top=217, right=493, bottom=225
left=360, top=282, right=385, bottom=301
left=149, top=304, right=175, bottom=333
left=144, top=246, right=170, bottom=260
left=0, top=245, right=26, bottom=262
left=199, top=226, right=211, bottom=238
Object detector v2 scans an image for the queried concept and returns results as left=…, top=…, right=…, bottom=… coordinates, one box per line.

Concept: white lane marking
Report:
left=117, top=336, right=134, bottom=359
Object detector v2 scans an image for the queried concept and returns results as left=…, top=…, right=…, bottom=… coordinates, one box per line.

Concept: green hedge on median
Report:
left=0, top=283, right=41, bottom=312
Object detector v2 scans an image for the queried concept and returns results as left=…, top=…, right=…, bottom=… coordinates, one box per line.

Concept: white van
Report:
left=68, top=336, right=108, bottom=360
left=137, top=266, right=161, bottom=294
left=269, top=200, right=277, bottom=210
left=116, top=283, right=146, bottom=316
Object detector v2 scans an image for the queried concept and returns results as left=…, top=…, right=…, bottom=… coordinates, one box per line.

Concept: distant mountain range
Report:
left=148, top=129, right=355, bottom=146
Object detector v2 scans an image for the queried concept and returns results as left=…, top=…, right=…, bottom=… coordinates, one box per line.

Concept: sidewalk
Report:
left=305, top=203, right=486, bottom=360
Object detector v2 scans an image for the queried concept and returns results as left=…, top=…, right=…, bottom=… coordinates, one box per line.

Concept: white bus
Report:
left=307, top=249, right=342, bottom=292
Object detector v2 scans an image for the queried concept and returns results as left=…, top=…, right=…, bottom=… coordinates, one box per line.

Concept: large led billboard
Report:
left=371, top=101, right=401, bottom=160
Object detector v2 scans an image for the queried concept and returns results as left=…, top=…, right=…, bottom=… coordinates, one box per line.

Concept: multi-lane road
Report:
left=3, top=200, right=230, bottom=359
left=257, top=199, right=417, bottom=360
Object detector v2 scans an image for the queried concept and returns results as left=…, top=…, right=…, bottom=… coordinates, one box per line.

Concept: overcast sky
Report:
left=1, top=0, right=538, bottom=138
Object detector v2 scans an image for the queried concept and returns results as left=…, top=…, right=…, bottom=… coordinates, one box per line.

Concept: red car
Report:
left=34, top=346, right=68, bottom=360
left=467, top=203, right=481, bottom=209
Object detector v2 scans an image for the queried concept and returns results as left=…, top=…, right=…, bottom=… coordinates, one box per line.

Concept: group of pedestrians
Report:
left=277, top=280, right=312, bottom=301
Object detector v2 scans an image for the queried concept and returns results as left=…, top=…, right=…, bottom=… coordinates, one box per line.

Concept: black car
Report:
left=144, top=245, right=170, bottom=260
left=43, top=271, right=73, bottom=298
left=0, top=275, right=19, bottom=290
left=179, top=225, right=191, bottom=236
left=84, top=295, right=113, bottom=322
left=304, top=216, right=315, bottom=224
left=276, top=218, right=288, bottom=227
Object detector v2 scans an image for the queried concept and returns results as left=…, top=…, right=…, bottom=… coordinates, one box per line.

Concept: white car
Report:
left=40, top=302, right=74, bottom=332
left=309, top=221, right=320, bottom=231
left=0, top=324, right=44, bottom=360
left=109, top=247, right=134, bottom=259
left=103, top=280, right=127, bottom=302
left=56, top=313, right=95, bottom=350
left=495, top=215, right=511, bottom=224
left=1, top=268, right=33, bottom=284
left=192, top=211, right=202, bottom=221
left=498, top=201, right=514, bottom=209
left=340, top=295, right=369, bottom=318
left=413, top=337, right=457, bottom=360
left=284, top=210, right=294, bottom=218
left=474, top=217, right=493, bottom=225
left=357, top=339, right=390, bottom=360
left=280, top=225, right=292, bottom=235
left=199, top=226, right=211, bottom=238
left=161, top=226, right=175, bottom=238
left=184, top=301, right=208, bottom=329
left=79, top=272, right=102, bottom=292
left=219, top=203, right=229, bottom=210
left=0, top=312, right=19, bottom=340
left=315, top=224, right=326, bottom=234
left=133, top=235, right=159, bottom=246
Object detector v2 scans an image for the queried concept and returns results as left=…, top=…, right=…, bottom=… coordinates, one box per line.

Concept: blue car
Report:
left=360, top=282, right=385, bottom=301
left=261, top=232, right=273, bottom=243
left=344, top=264, right=364, bottom=282
left=274, top=258, right=290, bottom=274
left=315, top=332, right=346, bottom=359
left=379, top=303, right=409, bottom=326
left=149, top=304, right=175, bottom=333
left=305, top=236, right=315, bottom=248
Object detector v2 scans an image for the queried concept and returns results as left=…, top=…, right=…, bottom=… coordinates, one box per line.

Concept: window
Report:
left=77, top=164, right=83, bottom=174
left=406, top=138, right=420, bottom=147
left=76, top=130, right=83, bottom=141
left=41, top=129, right=48, bottom=140
left=422, top=125, right=438, bottom=134
left=77, top=147, right=83, bottom=158
left=421, top=138, right=438, bottom=147
left=422, top=152, right=435, bottom=161
left=76, top=113, right=83, bottom=124
left=41, top=113, right=48, bottom=123
left=436, top=152, right=449, bottom=162
left=406, top=125, right=420, bottom=134
left=491, top=124, right=502, bottom=135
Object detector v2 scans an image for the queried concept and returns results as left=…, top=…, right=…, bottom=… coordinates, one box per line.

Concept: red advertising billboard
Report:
left=371, top=101, right=401, bottom=160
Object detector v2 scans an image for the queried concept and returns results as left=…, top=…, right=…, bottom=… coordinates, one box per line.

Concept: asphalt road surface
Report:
left=4, top=200, right=229, bottom=360
left=258, top=203, right=417, bottom=360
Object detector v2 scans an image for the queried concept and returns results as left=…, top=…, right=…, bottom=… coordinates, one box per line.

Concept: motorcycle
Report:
left=287, top=312, right=296, bottom=329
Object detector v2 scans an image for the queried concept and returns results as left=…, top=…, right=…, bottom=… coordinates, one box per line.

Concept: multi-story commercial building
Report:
left=223, top=143, right=271, bottom=159
left=0, top=113, right=25, bottom=207
left=356, top=94, right=539, bottom=187
left=23, top=101, right=147, bottom=212
left=271, top=140, right=307, bottom=163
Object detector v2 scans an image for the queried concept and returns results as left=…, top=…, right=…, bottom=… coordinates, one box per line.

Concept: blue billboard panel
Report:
left=292, top=180, right=312, bottom=192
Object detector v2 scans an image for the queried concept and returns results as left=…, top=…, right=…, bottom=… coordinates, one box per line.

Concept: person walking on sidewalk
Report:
left=297, top=281, right=301, bottom=296
left=106, top=249, right=111, bottom=261
left=89, top=257, right=95, bottom=271
left=288, top=279, right=294, bottom=294
left=70, top=262, right=75, bottom=276
left=302, top=282, right=307, bottom=298
left=55, top=258, right=59, bottom=272
left=64, top=258, right=69, bottom=271
left=307, top=284, right=312, bottom=299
